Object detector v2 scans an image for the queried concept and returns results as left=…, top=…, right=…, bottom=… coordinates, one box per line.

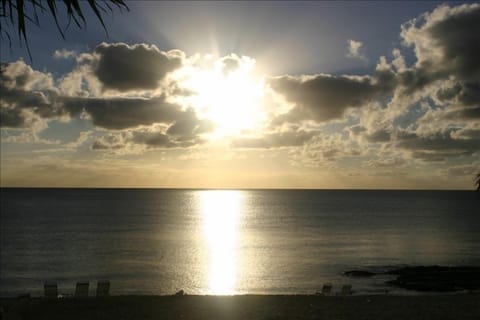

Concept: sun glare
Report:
left=200, top=190, right=242, bottom=295
left=179, top=55, right=266, bottom=138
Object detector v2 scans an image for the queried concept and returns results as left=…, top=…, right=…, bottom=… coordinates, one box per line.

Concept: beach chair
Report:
left=340, top=284, right=352, bottom=296
left=44, top=282, right=58, bottom=298
left=75, top=281, right=89, bottom=297
left=96, top=280, right=110, bottom=297
left=321, top=283, right=332, bottom=295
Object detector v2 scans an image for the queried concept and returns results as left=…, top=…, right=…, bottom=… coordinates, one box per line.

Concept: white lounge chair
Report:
left=44, top=282, right=58, bottom=298
left=96, top=280, right=110, bottom=297
left=75, top=282, right=89, bottom=297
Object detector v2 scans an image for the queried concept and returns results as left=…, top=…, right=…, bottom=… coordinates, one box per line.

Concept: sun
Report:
left=178, top=55, right=267, bottom=138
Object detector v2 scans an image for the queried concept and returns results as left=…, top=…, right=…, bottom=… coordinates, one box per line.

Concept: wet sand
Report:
left=1, top=294, right=480, bottom=320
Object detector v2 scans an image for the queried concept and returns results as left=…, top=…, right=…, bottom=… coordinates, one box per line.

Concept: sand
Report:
left=1, top=294, right=480, bottom=320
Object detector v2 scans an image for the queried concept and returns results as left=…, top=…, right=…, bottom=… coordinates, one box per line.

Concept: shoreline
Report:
left=2, top=293, right=480, bottom=320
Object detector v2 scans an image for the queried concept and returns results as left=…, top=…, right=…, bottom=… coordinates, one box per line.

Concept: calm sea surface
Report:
left=1, top=189, right=479, bottom=297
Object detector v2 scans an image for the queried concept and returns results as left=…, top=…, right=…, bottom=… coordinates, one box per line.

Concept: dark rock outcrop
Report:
left=344, top=270, right=377, bottom=277
left=385, top=266, right=480, bottom=292
left=344, top=266, right=480, bottom=292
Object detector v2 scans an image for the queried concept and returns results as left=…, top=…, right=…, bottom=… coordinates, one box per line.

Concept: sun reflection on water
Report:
left=200, top=190, right=242, bottom=295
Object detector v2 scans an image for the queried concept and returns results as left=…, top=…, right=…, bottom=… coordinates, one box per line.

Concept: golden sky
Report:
left=1, top=2, right=479, bottom=189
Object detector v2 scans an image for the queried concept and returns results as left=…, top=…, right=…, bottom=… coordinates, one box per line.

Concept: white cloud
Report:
left=346, top=39, right=367, bottom=61
left=53, top=49, right=76, bottom=59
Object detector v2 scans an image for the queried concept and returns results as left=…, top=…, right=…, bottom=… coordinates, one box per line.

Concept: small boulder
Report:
left=174, top=289, right=185, bottom=296
left=344, top=270, right=376, bottom=277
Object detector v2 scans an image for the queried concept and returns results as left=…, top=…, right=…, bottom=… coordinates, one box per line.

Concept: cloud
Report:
left=1, top=130, right=60, bottom=145
left=53, top=49, right=76, bottom=59
left=398, top=4, right=480, bottom=103
left=90, top=42, right=184, bottom=92
left=346, top=39, right=367, bottom=61
left=269, top=68, right=395, bottom=124
left=363, top=158, right=407, bottom=168
left=1, top=58, right=213, bottom=142
left=281, top=132, right=364, bottom=168
left=267, top=3, right=480, bottom=138
left=401, top=4, right=480, bottom=82
left=232, top=129, right=318, bottom=149
left=64, top=131, right=93, bottom=148
left=450, top=127, right=480, bottom=140
left=219, top=54, right=241, bottom=75
left=165, top=108, right=215, bottom=139
left=270, top=4, right=480, bottom=162
left=62, top=95, right=184, bottom=130
left=0, top=60, right=54, bottom=91
left=396, top=129, right=480, bottom=161
left=0, top=61, right=61, bottom=128
left=0, top=106, right=30, bottom=128
left=91, top=133, right=129, bottom=150
left=446, top=163, right=480, bottom=177
left=365, top=128, right=392, bottom=143
left=92, top=124, right=206, bottom=152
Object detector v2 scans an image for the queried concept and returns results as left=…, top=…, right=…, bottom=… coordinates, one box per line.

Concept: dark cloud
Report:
left=399, top=4, right=480, bottom=102
left=435, top=81, right=480, bottom=111
left=426, top=5, right=480, bottom=81
left=365, top=128, right=391, bottom=143
left=446, top=164, right=480, bottom=176
left=443, top=106, right=480, bottom=121
left=410, top=150, right=471, bottom=162
left=62, top=95, right=185, bottom=130
left=131, top=128, right=202, bottom=148
left=348, top=125, right=367, bottom=136
left=396, top=130, right=480, bottom=160
left=267, top=4, right=480, bottom=132
left=0, top=61, right=53, bottom=91
left=92, top=125, right=205, bottom=151
left=451, top=128, right=480, bottom=140
left=1, top=57, right=213, bottom=149
left=232, top=130, right=318, bottom=149
left=269, top=68, right=395, bottom=124
left=0, top=106, right=28, bottom=128
left=92, top=42, right=183, bottom=92
left=348, top=124, right=391, bottom=143
left=268, top=3, right=480, bottom=160
left=364, top=158, right=406, bottom=168
left=91, top=134, right=126, bottom=150
left=166, top=109, right=215, bottom=139
left=0, top=89, right=58, bottom=127
left=220, top=55, right=241, bottom=75
left=0, top=61, right=62, bottom=127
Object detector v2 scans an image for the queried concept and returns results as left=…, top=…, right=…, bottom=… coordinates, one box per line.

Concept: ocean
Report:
left=1, top=188, right=479, bottom=297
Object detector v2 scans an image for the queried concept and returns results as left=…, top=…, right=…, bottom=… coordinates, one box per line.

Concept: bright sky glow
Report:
left=176, top=55, right=267, bottom=139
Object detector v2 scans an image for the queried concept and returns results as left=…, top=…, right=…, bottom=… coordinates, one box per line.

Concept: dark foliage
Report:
left=0, top=0, right=129, bottom=60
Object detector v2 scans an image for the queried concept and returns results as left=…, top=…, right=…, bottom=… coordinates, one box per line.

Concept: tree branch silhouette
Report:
left=0, top=0, right=129, bottom=61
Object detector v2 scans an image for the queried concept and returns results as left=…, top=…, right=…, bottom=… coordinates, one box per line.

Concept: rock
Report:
left=386, top=266, right=480, bottom=292
left=344, top=270, right=377, bottom=277
left=174, top=290, right=185, bottom=296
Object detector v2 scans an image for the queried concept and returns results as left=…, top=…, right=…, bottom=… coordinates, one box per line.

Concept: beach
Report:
left=2, top=294, right=480, bottom=320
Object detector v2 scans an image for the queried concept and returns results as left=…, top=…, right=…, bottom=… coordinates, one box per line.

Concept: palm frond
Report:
left=0, top=0, right=129, bottom=61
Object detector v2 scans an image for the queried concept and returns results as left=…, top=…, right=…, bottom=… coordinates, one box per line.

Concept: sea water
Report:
left=1, top=188, right=479, bottom=296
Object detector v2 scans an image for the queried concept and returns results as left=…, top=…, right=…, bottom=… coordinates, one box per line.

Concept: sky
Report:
left=1, top=1, right=479, bottom=189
